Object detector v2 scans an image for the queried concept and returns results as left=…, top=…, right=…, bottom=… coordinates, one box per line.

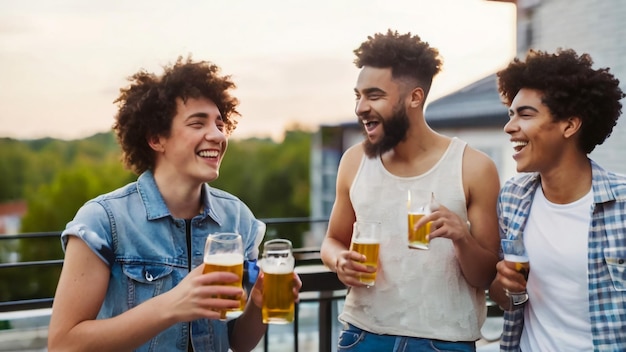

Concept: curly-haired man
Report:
left=48, top=56, right=301, bottom=352
left=489, top=48, right=626, bottom=351
left=321, top=30, right=501, bottom=351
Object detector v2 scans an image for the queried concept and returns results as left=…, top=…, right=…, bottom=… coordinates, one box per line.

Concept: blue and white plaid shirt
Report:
left=498, top=160, right=626, bottom=352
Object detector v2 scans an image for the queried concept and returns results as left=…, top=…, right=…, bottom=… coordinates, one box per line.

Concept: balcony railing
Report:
left=0, top=217, right=349, bottom=352
left=0, top=217, right=502, bottom=351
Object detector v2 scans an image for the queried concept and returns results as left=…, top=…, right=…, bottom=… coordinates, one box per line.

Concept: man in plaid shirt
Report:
left=488, top=48, right=626, bottom=351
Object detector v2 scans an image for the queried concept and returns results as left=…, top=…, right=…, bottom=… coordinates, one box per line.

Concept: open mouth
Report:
left=197, top=149, right=219, bottom=159
left=362, top=119, right=380, bottom=132
left=511, top=140, right=528, bottom=153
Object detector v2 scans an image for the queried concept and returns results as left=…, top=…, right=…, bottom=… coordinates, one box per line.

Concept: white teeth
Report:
left=511, top=141, right=528, bottom=148
left=198, top=150, right=219, bottom=158
left=362, top=120, right=379, bottom=129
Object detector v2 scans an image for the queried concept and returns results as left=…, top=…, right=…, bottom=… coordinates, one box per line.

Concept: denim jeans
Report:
left=338, top=324, right=476, bottom=352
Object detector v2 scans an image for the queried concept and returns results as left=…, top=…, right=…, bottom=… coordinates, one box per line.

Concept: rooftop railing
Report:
left=0, top=217, right=347, bottom=352
left=0, top=217, right=502, bottom=351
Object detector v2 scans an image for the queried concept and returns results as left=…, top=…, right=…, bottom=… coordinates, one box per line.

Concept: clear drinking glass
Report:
left=349, top=220, right=381, bottom=287
left=260, top=239, right=295, bottom=324
left=407, top=190, right=438, bottom=250
left=501, top=238, right=530, bottom=307
left=203, top=232, right=245, bottom=320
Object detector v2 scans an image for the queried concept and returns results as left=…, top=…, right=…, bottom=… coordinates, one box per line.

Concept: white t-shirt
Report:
left=520, top=187, right=594, bottom=351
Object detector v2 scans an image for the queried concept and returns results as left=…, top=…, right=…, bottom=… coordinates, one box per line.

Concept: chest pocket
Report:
left=604, top=247, right=626, bottom=291
left=122, top=263, right=175, bottom=305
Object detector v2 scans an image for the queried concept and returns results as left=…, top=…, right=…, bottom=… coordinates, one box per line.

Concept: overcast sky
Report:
left=0, top=0, right=516, bottom=141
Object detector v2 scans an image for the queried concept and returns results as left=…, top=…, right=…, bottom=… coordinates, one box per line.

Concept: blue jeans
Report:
left=338, top=324, right=476, bottom=352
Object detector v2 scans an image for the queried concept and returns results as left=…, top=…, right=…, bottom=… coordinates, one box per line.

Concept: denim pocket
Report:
left=337, top=326, right=365, bottom=350
left=604, top=247, right=626, bottom=291
left=122, top=262, right=175, bottom=305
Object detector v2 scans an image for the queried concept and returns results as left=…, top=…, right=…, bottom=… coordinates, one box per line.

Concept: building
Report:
left=0, top=200, right=27, bottom=235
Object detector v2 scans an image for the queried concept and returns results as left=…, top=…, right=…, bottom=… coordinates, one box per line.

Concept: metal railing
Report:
left=0, top=218, right=503, bottom=351
left=0, top=217, right=345, bottom=352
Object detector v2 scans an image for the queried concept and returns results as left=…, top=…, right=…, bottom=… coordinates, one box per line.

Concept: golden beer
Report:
left=408, top=212, right=432, bottom=250
left=203, top=252, right=245, bottom=319
left=261, top=265, right=294, bottom=324
left=350, top=239, right=380, bottom=286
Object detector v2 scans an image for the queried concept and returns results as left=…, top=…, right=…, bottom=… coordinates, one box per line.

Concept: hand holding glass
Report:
left=349, top=220, right=381, bottom=287
left=203, top=232, right=245, bottom=320
left=408, top=190, right=438, bottom=250
left=260, top=239, right=295, bottom=324
left=501, top=239, right=530, bottom=307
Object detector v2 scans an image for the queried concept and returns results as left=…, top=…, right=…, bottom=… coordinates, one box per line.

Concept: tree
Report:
left=212, top=128, right=312, bottom=247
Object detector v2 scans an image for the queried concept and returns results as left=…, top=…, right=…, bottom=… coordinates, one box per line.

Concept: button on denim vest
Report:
left=61, top=171, right=265, bottom=352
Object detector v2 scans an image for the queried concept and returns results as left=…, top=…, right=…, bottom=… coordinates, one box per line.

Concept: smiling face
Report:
left=150, top=97, right=227, bottom=185
left=354, top=66, right=410, bottom=158
left=504, top=88, right=571, bottom=174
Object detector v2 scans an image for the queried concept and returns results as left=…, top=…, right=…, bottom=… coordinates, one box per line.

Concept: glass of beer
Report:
left=203, top=232, right=245, bottom=320
left=349, top=220, right=381, bottom=287
left=407, top=190, right=436, bottom=250
left=501, top=238, right=530, bottom=307
left=260, top=239, right=295, bottom=324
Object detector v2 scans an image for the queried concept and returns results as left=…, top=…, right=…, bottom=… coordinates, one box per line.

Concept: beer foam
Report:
left=204, top=252, right=244, bottom=265
left=504, top=254, right=529, bottom=263
left=262, top=262, right=294, bottom=274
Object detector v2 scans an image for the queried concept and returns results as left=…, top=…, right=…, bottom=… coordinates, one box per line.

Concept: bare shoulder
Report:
left=336, top=143, right=365, bottom=186
left=340, top=143, right=365, bottom=168
left=462, top=146, right=500, bottom=185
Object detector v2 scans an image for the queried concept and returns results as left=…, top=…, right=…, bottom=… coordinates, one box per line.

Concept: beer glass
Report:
left=407, top=190, right=436, bottom=250
left=260, top=239, right=295, bottom=324
left=203, top=232, right=245, bottom=320
left=349, top=220, right=381, bottom=287
left=501, top=238, right=530, bottom=306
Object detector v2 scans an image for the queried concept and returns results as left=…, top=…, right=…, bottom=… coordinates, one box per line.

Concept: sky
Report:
left=0, top=0, right=517, bottom=141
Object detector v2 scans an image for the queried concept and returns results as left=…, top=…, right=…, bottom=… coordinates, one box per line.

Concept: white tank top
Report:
left=339, top=137, right=486, bottom=341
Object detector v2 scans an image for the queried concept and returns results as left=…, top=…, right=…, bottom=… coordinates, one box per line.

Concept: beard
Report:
left=362, top=105, right=410, bottom=158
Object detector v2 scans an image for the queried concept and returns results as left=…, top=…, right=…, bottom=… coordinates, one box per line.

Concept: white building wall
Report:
left=521, top=0, right=626, bottom=174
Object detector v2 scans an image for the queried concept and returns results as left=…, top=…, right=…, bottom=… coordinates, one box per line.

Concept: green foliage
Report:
left=21, top=156, right=134, bottom=233
left=0, top=133, right=122, bottom=207
left=0, top=133, right=135, bottom=302
left=0, top=139, right=39, bottom=201
left=213, top=129, right=311, bottom=247
left=0, top=127, right=314, bottom=302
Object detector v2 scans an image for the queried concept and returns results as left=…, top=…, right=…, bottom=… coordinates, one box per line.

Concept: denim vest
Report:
left=61, top=171, right=265, bottom=352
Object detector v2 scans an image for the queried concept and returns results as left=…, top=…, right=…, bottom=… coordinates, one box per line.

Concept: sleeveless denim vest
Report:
left=61, top=171, right=265, bottom=352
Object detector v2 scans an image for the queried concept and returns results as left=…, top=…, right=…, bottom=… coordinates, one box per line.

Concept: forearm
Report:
left=49, top=293, right=177, bottom=351
left=454, top=235, right=499, bottom=289
left=229, top=302, right=266, bottom=351
left=320, top=237, right=348, bottom=272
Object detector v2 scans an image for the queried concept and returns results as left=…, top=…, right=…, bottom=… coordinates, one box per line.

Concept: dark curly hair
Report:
left=112, top=56, right=240, bottom=174
left=353, top=29, right=443, bottom=99
left=498, top=48, right=625, bottom=154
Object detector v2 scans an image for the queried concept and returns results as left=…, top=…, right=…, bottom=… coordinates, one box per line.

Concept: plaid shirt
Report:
left=498, top=160, right=626, bottom=352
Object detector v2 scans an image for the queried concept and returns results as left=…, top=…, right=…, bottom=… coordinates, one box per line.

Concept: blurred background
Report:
left=2, top=0, right=626, bottom=350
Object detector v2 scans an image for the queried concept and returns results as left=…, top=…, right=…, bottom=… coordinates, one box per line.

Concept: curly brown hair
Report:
left=353, top=29, right=443, bottom=99
left=498, top=48, right=625, bottom=154
left=112, top=56, right=240, bottom=174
